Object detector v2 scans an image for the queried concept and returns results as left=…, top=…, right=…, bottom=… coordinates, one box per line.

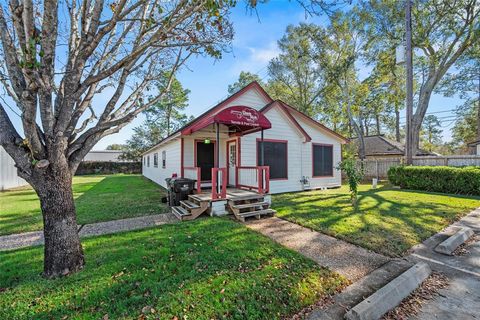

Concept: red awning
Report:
left=182, top=105, right=271, bottom=135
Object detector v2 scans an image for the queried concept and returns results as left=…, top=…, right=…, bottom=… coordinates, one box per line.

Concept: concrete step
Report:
left=172, top=206, right=191, bottom=220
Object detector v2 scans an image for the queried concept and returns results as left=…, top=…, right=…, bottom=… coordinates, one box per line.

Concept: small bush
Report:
left=388, top=166, right=480, bottom=195
left=76, top=161, right=141, bottom=175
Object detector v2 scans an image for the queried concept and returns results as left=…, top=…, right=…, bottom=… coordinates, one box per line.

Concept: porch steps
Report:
left=171, top=196, right=209, bottom=221
left=227, top=195, right=276, bottom=222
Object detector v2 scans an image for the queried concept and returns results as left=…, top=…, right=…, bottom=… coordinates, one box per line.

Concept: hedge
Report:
left=76, top=161, right=141, bottom=175
left=387, top=166, right=480, bottom=195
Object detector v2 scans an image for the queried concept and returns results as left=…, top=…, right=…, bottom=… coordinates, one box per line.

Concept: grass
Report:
left=0, top=175, right=169, bottom=236
left=0, top=218, right=347, bottom=320
left=272, top=184, right=480, bottom=257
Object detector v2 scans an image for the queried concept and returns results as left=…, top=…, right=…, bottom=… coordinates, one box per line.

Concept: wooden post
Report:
left=215, top=122, right=220, bottom=195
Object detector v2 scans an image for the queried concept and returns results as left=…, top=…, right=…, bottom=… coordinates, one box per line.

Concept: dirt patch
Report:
left=382, top=272, right=449, bottom=320
left=453, top=234, right=480, bottom=256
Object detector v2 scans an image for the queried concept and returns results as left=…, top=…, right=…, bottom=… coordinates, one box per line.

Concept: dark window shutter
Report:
left=257, top=141, right=287, bottom=179
left=313, top=145, right=333, bottom=176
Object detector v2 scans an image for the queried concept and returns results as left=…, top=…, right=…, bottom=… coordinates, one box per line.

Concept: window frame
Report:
left=147, top=155, right=150, bottom=167
left=162, top=150, right=166, bottom=168
left=153, top=153, right=158, bottom=167
left=256, top=138, right=288, bottom=180
left=312, top=143, right=334, bottom=178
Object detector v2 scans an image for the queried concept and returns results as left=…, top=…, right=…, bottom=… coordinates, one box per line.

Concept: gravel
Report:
left=0, top=213, right=178, bottom=251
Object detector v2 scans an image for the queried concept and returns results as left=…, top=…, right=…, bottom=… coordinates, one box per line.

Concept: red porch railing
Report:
left=183, top=166, right=201, bottom=194
left=236, top=166, right=270, bottom=194
left=211, top=167, right=227, bottom=200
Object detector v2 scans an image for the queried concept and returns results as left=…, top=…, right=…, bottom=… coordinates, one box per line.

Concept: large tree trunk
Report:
left=34, top=169, right=84, bottom=278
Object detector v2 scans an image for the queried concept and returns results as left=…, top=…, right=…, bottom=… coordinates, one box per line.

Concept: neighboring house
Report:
left=467, top=140, right=480, bottom=155
left=142, top=81, right=348, bottom=197
left=0, top=146, right=28, bottom=191
left=350, top=135, right=437, bottom=159
left=83, top=150, right=127, bottom=162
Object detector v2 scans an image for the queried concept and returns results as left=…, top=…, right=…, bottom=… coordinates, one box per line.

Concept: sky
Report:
left=3, top=1, right=463, bottom=150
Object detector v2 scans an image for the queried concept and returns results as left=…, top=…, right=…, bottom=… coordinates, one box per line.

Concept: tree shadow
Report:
left=0, top=218, right=345, bottom=319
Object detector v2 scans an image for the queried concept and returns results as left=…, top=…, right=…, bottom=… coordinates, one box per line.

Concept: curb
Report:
left=434, top=227, right=474, bottom=256
left=345, top=262, right=431, bottom=320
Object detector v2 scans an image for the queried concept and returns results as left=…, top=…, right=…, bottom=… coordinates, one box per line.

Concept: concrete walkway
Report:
left=408, top=208, right=480, bottom=320
left=245, top=217, right=390, bottom=281
left=0, top=213, right=178, bottom=251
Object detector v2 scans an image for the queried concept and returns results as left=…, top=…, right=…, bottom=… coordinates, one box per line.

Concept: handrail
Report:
left=236, top=166, right=269, bottom=194
left=183, top=166, right=201, bottom=193
left=211, top=167, right=227, bottom=199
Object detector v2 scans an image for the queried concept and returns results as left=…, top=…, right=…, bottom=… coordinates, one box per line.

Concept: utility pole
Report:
left=405, top=0, right=414, bottom=165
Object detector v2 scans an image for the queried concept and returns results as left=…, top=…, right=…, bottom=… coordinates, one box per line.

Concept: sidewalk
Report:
left=245, top=216, right=390, bottom=281
left=0, top=213, right=178, bottom=251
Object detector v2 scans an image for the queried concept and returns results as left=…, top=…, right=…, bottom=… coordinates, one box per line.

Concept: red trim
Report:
left=256, top=138, right=288, bottom=180
left=180, top=138, right=184, bottom=177
left=281, top=101, right=348, bottom=143
left=226, top=139, right=238, bottom=186
left=237, top=136, right=241, bottom=187
left=194, top=139, right=217, bottom=183
left=312, top=143, right=334, bottom=178
left=261, top=101, right=312, bottom=142
left=211, top=167, right=227, bottom=199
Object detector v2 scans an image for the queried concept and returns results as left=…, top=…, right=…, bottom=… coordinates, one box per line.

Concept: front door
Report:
left=196, top=141, right=215, bottom=181
left=227, top=141, right=237, bottom=186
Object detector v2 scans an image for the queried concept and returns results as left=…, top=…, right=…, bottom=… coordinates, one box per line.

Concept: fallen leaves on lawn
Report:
left=382, top=272, right=449, bottom=320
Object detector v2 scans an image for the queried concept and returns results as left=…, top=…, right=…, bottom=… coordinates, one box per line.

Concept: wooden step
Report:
left=172, top=206, right=191, bottom=220
left=234, top=209, right=276, bottom=222
left=231, top=201, right=269, bottom=210
left=188, top=194, right=207, bottom=203
left=228, top=195, right=265, bottom=204
left=180, top=200, right=200, bottom=210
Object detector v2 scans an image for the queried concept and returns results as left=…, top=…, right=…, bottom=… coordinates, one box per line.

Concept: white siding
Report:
left=240, top=107, right=306, bottom=194
left=223, top=87, right=269, bottom=111
left=142, top=139, right=181, bottom=188
left=1, top=146, right=28, bottom=190
left=293, top=115, right=343, bottom=189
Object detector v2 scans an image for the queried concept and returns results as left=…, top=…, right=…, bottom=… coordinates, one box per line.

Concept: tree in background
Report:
left=0, top=0, right=236, bottom=278
left=227, top=71, right=264, bottom=94
left=363, top=0, right=480, bottom=152
left=122, top=75, right=193, bottom=161
left=106, top=144, right=126, bottom=151
left=421, top=115, right=443, bottom=152
left=438, top=42, right=480, bottom=149
left=267, top=24, right=327, bottom=117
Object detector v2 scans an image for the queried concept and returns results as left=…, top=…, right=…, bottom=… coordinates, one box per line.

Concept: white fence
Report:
left=360, top=155, right=480, bottom=179
left=0, top=146, right=28, bottom=191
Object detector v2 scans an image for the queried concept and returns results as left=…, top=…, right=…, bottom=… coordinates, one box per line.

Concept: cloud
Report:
left=230, top=41, right=280, bottom=77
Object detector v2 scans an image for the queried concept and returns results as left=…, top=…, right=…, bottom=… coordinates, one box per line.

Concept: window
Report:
left=153, top=153, right=158, bottom=167
left=257, top=140, right=287, bottom=179
left=147, top=155, right=150, bottom=167
left=143, top=156, right=146, bottom=166
left=312, top=144, right=333, bottom=177
left=162, top=151, right=166, bottom=168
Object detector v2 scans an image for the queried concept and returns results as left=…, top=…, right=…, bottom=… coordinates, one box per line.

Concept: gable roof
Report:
left=261, top=101, right=312, bottom=142
left=142, top=81, right=273, bottom=155
left=273, top=101, right=349, bottom=143
left=350, top=135, right=435, bottom=156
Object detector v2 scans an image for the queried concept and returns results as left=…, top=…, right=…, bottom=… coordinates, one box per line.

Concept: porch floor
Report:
left=193, top=188, right=262, bottom=202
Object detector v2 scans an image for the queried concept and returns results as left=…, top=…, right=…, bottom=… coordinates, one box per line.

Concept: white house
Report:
left=142, top=82, right=347, bottom=217
left=0, top=146, right=28, bottom=191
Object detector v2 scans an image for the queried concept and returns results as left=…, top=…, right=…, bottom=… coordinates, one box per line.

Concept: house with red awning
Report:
left=142, top=82, right=348, bottom=219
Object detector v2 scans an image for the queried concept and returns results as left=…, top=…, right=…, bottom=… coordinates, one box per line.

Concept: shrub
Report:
left=388, top=166, right=480, bottom=195
left=76, top=161, right=141, bottom=175
left=337, top=158, right=364, bottom=207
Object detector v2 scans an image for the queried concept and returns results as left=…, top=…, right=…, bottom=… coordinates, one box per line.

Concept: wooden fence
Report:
left=359, top=155, right=480, bottom=179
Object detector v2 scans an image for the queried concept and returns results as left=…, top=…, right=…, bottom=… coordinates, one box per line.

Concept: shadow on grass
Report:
left=0, top=218, right=346, bottom=320
left=272, top=186, right=480, bottom=257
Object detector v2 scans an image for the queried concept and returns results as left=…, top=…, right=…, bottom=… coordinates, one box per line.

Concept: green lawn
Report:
left=0, top=218, right=347, bottom=320
left=272, top=184, right=480, bottom=257
left=0, top=175, right=169, bottom=236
